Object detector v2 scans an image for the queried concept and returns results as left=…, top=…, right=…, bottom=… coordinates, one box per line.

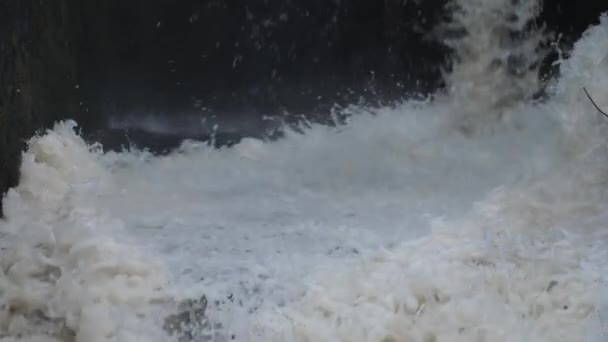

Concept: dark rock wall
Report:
left=74, top=0, right=448, bottom=118
left=0, top=0, right=84, bottom=216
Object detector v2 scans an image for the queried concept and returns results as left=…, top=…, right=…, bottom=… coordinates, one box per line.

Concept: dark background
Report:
left=0, top=0, right=607, bottom=215
left=73, top=1, right=607, bottom=116
left=77, top=0, right=448, bottom=124
left=73, top=1, right=608, bottom=139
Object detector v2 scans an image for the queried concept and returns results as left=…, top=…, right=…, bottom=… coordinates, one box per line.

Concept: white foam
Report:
left=1, top=10, right=607, bottom=342
left=1, top=122, right=171, bottom=342
left=243, top=13, right=608, bottom=342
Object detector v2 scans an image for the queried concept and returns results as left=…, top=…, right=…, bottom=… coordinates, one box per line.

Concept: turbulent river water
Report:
left=1, top=3, right=608, bottom=342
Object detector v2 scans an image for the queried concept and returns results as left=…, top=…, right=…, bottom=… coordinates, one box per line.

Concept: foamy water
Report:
left=1, top=6, right=608, bottom=342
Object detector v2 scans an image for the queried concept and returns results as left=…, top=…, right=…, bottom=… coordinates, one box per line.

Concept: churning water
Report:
left=1, top=3, right=608, bottom=342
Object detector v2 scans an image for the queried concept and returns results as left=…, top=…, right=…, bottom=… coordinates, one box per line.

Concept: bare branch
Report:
left=583, top=87, right=608, bottom=120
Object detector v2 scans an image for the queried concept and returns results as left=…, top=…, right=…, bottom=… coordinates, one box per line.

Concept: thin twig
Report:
left=583, top=87, right=608, bottom=119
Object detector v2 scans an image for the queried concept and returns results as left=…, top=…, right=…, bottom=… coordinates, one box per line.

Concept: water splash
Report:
left=0, top=122, right=172, bottom=342
left=244, top=13, right=608, bottom=342
left=440, top=0, right=548, bottom=133
left=1, top=7, right=607, bottom=342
